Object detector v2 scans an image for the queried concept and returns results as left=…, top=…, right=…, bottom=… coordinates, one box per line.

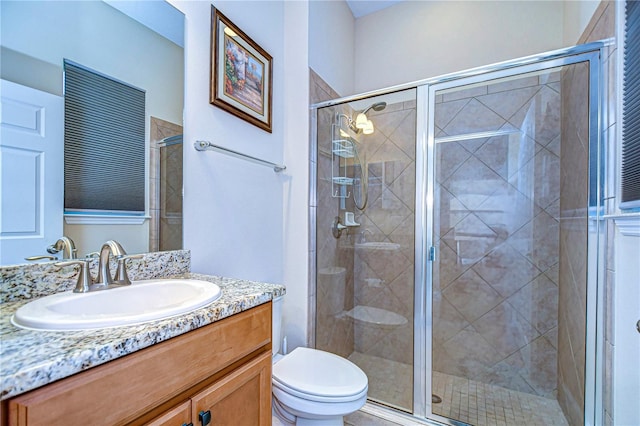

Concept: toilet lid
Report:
left=272, top=347, right=368, bottom=399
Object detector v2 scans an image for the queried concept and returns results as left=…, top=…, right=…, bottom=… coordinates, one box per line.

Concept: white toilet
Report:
left=271, top=295, right=368, bottom=426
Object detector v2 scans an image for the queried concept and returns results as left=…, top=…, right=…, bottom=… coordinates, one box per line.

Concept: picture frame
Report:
left=210, top=7, right=273, bottom=133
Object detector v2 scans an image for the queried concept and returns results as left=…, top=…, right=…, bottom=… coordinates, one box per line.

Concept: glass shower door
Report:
left=427, top=57, right=599, bottom=426
left=159, top=138, right=183, bottom=250
left=315, top=89, right=418, bottom=412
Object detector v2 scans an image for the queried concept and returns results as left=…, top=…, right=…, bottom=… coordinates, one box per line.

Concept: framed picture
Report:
left=210, top=7, right=273, bottom=133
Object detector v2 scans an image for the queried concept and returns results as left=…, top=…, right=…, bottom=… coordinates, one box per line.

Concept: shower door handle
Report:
left=428, top=246, right=436, bottom=261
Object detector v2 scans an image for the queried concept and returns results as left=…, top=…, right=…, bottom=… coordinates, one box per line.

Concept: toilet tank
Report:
left=272, top=295, right=283, bottom=356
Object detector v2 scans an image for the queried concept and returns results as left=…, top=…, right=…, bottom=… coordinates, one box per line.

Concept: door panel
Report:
left=1, top=79, right=63, bottom=264
left=191, top=351, right=271, bottom=426
left=428, top=60, right=596, bottom=426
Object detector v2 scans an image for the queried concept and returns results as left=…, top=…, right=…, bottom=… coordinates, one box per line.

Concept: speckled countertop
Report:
left=0, top=272, right=285, bottom=400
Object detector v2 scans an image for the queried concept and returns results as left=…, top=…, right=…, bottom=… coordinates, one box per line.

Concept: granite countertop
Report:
left=0, top=273, right=285, bottom=400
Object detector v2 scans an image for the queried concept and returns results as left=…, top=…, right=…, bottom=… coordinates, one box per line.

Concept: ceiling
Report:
left=345, top=0, right=405, bottom=18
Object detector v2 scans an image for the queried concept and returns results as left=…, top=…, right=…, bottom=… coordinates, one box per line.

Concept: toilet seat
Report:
left=272, top=347, right=368, bottom=403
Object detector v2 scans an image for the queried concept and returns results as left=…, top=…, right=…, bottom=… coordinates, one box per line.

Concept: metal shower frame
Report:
left=310, top=40, right=609, bottom=426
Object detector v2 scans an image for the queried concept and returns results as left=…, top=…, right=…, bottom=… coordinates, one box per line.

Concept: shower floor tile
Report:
left=346, top=352, right=568, bottom=425
left=431, top=371, right=568, bottom=426
left=348, top=351, right=413, bottom=412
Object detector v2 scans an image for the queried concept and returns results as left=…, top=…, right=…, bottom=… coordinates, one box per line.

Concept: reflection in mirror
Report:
left=0, top=0, right=184, bottom=265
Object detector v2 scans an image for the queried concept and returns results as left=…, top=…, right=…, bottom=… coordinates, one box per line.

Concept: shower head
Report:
left=362, top=102, right=387, bottom=114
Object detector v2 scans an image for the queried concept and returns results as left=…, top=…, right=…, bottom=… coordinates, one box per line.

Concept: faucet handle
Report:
left=47, top=236, right=77, bottom=259
left=25, top=255, right=57, bottom=262
left=56, top=259, right=93, bottom=293
left=114, top=254, right=143, bottom=285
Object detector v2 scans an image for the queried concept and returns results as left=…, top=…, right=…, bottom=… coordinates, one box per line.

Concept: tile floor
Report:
left=348, top=351, right=413, bottom=411
left=345, top=409, right=410, bottom=426
left=431, top=371, right=568, bottom=425
left=345, top=352, right=568, bottom=425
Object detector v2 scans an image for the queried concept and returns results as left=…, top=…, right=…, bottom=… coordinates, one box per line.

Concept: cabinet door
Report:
left=191, top=351, right=271, bottom=426
left=144, top=400, right=191, bottom=426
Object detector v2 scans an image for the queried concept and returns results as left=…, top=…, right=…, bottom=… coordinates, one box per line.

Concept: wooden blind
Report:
left=64, top=60, right=145, bottom=213
left=621, top=0, right=640, bottom=208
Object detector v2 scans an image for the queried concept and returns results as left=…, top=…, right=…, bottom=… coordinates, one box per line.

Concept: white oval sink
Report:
left=11, top=279, right=222, bottom=331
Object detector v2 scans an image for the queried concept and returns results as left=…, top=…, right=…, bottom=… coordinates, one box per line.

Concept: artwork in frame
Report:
left=210, top=7, right=273, bottom=133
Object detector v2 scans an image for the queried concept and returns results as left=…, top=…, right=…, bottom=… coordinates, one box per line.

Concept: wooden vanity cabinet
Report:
left=144, top=400, right=191, bottom=426
left=144, top=351, right=272, bottom=426
left=4, top=303, right=273, bottom=426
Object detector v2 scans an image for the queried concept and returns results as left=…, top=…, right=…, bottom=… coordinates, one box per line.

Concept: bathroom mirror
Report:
left=0, top=0, right=184, bottom=265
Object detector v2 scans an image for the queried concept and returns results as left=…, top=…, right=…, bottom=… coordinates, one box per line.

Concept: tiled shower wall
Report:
left=312, top=78, right=418, bottom=367
left=149, top=117, right=182, bottom=252
left=311, top=69, right=355, bottom=358
left=159, top=142, right=183, bottom=251
left=558, top=60, right=590, bottom=426
left=433, top=75, right=562, bottom=398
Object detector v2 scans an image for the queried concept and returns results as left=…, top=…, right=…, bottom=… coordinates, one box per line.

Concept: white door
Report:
left=613, top=224, right=640, bottom=425
left=0, top=79, right=64, bottom=265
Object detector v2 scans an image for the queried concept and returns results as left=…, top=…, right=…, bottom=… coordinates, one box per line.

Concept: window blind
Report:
left=621, top=0, right=640, bottom=208
left=64, top=60, right=145, bottom=213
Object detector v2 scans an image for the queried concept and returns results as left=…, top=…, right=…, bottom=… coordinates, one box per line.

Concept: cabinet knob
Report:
left=199, top=410, right=211, bottom=426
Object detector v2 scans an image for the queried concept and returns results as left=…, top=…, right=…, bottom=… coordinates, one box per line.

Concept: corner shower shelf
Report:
left=332, top=140, right=355, bottom=158
left=332, top=177, right=354, bottom=186
left=331, top=116, right=360, bottom=199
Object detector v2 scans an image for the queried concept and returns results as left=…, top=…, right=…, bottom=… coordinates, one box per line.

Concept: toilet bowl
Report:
left=272, top=295, right=368, bottom=426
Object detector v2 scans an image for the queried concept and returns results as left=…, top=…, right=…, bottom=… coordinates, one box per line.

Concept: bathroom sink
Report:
left=11, top=279, right=222, bottom=331
left=355, top=241, right=401, bottom=251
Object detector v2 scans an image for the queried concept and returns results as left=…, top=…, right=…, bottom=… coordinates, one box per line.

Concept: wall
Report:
left=175, top=0, right=284, bottom=281
left=0, top=0, right=184, bottom=256
left=352, top=1, right=564, bottom=94
left=172, top=0, right=310, bottom=350
left=563, top=1, right=601, bottom=46
left=308, top=0, right=355, bottom=97
left=282, top=0, right=311, bottom=352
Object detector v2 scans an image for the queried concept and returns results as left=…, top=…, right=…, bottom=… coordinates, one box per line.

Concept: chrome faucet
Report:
left=56, top=240, right=141, bottom=292
left=47, top=236, right=77, bottom=259
left=95, top=240, right=127, bottom=286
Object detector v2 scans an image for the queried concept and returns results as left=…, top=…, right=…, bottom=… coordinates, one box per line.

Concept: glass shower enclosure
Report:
left=315, top=89, right=418, bottom=412
left=312, top=42, right=605, bottom=426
